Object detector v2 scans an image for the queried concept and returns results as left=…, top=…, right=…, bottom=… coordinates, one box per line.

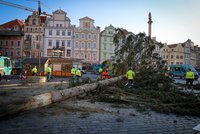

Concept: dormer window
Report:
left=84, top=22, right=90, bottom=28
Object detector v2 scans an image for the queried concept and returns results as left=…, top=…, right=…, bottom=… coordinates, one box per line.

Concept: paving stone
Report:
left=1, top=97, right=200, bottom=134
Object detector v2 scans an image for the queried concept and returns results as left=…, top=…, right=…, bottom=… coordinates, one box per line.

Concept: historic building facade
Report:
left=100, top=25, right=116, bottom=64
left=0, top=19, right=24, bottom=66
left=73, top=16, right=100, bottom=64
left=44, top=9, right=74, bottom=58
left=23, top=13, right=46, bottom=58
left=162, top=39, right=198, bottom=67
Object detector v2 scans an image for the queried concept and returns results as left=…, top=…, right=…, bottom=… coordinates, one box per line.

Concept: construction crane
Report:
left=0, top=0, right=52, bottom=17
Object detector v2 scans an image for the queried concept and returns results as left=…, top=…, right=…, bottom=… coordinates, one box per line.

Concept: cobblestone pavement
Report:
left=0, top=72, right=98, bottom=105
left=0, top=73, right=200, bottom=134
left=0, top=100, right=200, bottom=134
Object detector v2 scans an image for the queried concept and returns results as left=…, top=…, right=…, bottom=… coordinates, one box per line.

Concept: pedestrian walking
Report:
left=126, top=67, right=136, bottom=88
left=185, top=68, right=194, bottom=87
left=46, top=65, right=52, bottom=82
left=31, top=66, right=37, bottom=76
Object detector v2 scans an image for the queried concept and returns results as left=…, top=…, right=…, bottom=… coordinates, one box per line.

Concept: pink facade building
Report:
left=0, top=19, right=24, bottom=65
left=74, top=16, right=100, bottom=64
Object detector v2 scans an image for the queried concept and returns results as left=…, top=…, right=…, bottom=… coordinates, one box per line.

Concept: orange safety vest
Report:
left=102, top=70, right=109, bottom=79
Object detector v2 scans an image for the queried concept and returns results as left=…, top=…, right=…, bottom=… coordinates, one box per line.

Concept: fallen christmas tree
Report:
left=84, top=30, right=200, bottom=116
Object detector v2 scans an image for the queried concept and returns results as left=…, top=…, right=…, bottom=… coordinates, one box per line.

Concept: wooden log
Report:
left=0, top=76, right=124, bottom=118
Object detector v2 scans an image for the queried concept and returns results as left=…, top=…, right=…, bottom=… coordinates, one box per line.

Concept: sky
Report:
left=0, top=0, right=200, bottom=46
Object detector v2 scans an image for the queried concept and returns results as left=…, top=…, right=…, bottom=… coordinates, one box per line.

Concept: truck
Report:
left=166, top=64, right=199, bottom=80
left=0, top=56, right=12, bottom=81
left=93, top=61, right=114, bottom=77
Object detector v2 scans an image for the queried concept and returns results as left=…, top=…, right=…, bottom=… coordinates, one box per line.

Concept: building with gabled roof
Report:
left=23, top=12, right=47, bottom=58
left=44, top=9, right=74, bottom=58
left=162, top=39, right=198, bottom=67
left=100, top=24, right=116, bottom=63
left=74, top=16, right=100, bottom=64
left=0, top=19, right=24, bottom=66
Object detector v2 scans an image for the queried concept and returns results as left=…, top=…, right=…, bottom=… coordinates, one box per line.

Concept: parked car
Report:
left=166, top=64, right=199, bottom=80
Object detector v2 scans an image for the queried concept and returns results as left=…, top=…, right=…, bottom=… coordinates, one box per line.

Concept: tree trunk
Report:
left=0, top=76, right=123, bottom=118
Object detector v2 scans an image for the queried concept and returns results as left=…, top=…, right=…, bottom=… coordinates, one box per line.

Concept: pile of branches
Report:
left=87, top=80, right=200, bottom=117
left=85, top=30, right=200, bottom=116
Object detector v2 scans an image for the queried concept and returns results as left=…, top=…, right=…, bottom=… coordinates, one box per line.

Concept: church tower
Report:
left=148, top=12, right=153, bottom=38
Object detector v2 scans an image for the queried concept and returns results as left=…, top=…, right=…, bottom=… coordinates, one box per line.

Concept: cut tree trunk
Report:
left=0, top=76, right=123, bottom=118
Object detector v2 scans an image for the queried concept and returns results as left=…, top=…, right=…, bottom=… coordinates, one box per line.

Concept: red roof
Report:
left=0, top=19, right=24, bottom=28
left=119, top=28, right=129, bottom=35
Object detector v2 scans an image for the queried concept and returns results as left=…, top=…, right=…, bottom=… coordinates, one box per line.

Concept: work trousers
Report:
left=128, top=79, right=134, bottom=88
left=186, top=78, right=194, bottom=86
left=47, top=72, right=51, bottom=81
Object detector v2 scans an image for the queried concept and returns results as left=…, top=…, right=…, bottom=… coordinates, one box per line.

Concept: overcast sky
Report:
left=0, top=0, right=200, bottom=46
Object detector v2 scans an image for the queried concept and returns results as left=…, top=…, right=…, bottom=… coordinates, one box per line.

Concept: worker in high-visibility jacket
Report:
left=76, top=68, right=82, bottom=83
left=99, top=67, right=103, bottom=74
left=70, top=67, right=76, bottom=85
left=46, top=66, right=52, bottom=82
left=126, top=68, right=136, bottom=88
left=185, top=68, right=194, bottom=87
left=102, top=68, right=110, bottom=79
left=71, top=67, right=76, bottom=77
left=31, top=66, right=37, bottom=76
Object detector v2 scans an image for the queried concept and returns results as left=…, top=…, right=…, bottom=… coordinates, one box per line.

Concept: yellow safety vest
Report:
left=71, top=68, right=76, bottom=75
left=76, top=69, right=81, bottom=77
left=126, top=70, right=135, bottom=80
left=32, top=67, right=37, bottom=73
left=47, top=67, right=51, bottom=73
left=99, top=67, right=103, bottom=73
left=186, top=71, right=194, bottom=79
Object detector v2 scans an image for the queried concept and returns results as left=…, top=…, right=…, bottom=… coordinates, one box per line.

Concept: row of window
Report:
left=163, top=55, right=184, bottom=59
left=25, top=28, right=42, bottom=32
left=0, top=40, right=21, bottom=47
left=75, top=42, right=97, bottom=49
left=1, top=51, right=20, bottom=56
left=47, top=49, right=97, bottom=60
left=169, top=62, right=184, bottom=65
left=48, top=40, right=98, bottom=49
left=25, top=35, right=41, bottom=41
left=163, top=48, right=191, bottom=53
left=48, top=40, right=71, bottom=47
left=75, top=33, right=97, bottom=39
left=47, top=49, right=71, bottom=57
left=74, top=52, right=96, bottom=60
left=49, top=30, right=71, bottom=36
